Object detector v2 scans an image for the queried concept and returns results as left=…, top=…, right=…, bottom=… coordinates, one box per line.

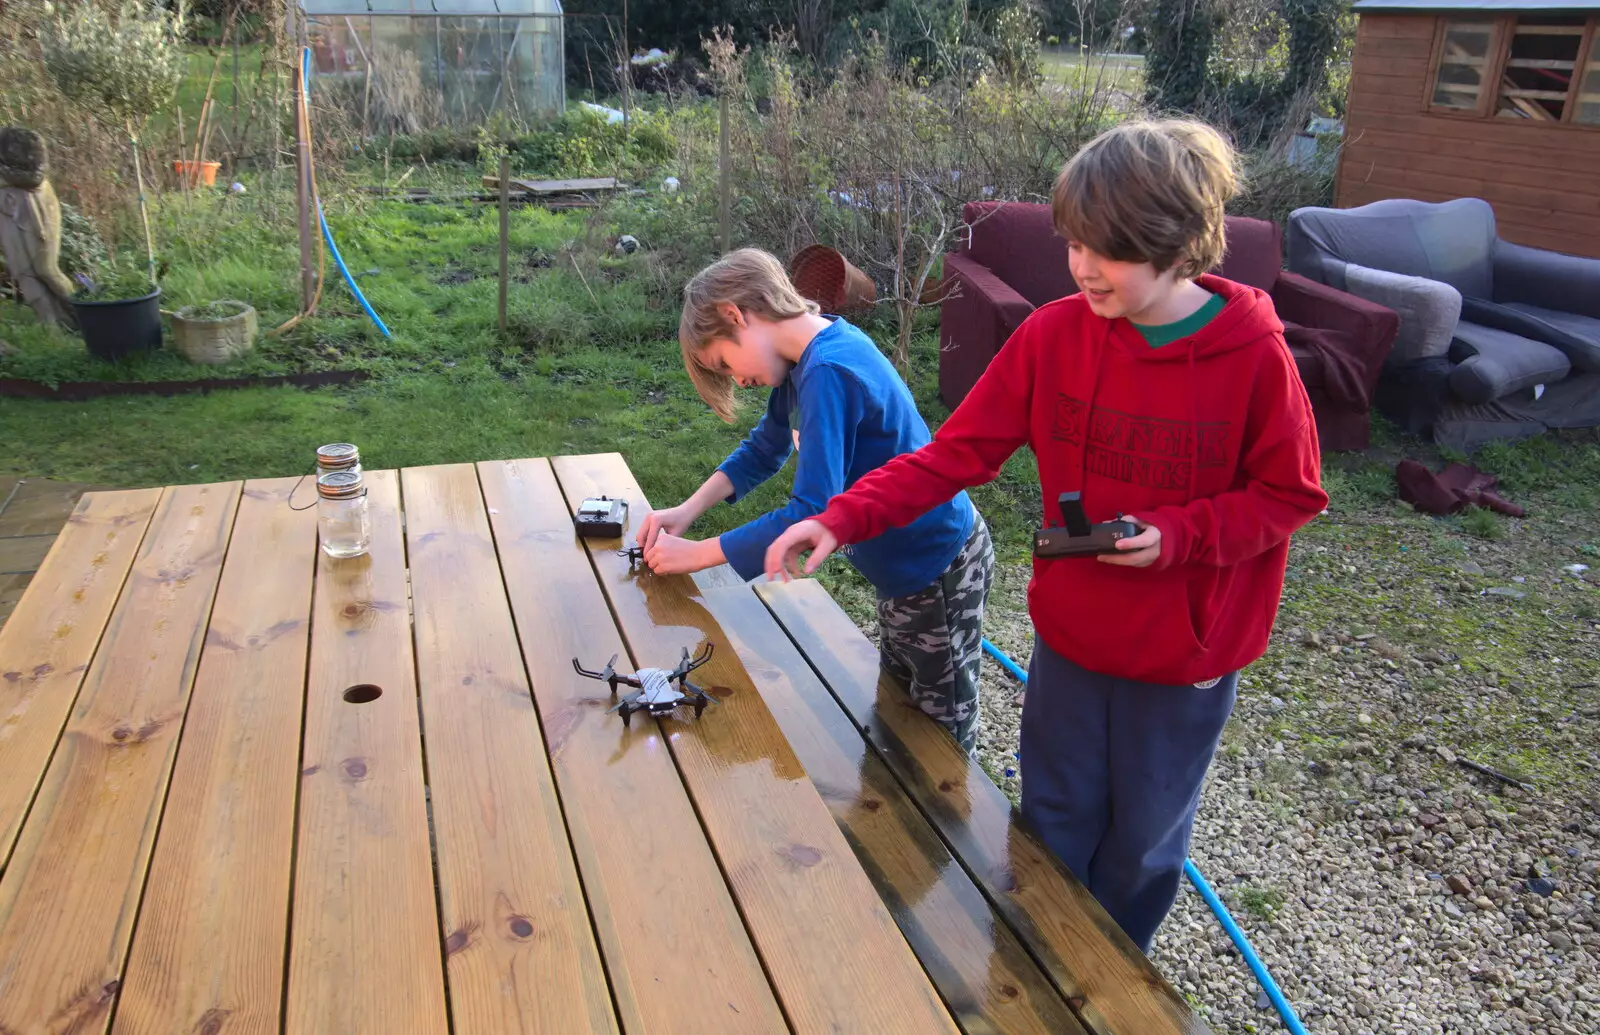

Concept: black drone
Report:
left=572, top=644, right=716, bottom=728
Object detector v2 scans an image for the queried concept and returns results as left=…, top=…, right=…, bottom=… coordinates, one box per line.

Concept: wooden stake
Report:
left=294, top=66, right=316, bottom=312
left=128, top=123, right=156, bottom=284
left=498, top=155, right=510, bottom=334
left=719, top=91, right=731, bottom=253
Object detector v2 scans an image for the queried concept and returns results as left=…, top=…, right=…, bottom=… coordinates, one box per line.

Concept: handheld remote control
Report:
left=1033, top=492, right=1140, bottom=558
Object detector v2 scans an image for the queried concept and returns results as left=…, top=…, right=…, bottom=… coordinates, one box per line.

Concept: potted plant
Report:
left=38, top=0, right=187, bottom=290
left=170, top=299, right=257, bottom=364
left=70, top=263, right=162, bottom=361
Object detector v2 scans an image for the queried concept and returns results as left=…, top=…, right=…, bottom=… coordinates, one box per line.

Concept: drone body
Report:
left=572, top=644, right=717, bottom=728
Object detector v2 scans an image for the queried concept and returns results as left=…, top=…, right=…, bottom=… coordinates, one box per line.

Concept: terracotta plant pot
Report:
left=790, top=244, right=877, bottom=314
left=172, top=160, right=222, bottom=187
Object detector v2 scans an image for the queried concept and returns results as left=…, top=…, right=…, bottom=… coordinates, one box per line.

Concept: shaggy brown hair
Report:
left=1051, top=118, right=1239, bottom=279
left=678, top=247, right=819, bottom=422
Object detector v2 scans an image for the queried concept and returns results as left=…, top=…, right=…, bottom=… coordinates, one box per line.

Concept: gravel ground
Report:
left=841, top=434, right=1600, bottom=1035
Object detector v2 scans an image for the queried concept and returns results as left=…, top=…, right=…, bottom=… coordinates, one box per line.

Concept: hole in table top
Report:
left=343, top=684, right=383, bottom=704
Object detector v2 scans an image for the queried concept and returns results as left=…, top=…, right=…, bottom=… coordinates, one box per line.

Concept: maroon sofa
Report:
left=937, top=201, right=1401, bottom=452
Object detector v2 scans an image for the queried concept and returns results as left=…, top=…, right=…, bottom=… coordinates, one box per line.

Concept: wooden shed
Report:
left=1336, top=0, right=1600, bottom=258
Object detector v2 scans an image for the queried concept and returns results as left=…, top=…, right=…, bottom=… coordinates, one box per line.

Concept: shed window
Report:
left=1496, top=15, right=1586, bottom=121
left=1432, top=19, right=1495, bottom=110
left=1580, top=37, right=1600, bottom=124
left=1427, top=13, right=1600, bottom=127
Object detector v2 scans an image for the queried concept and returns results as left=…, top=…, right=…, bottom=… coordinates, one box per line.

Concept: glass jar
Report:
left=317, top=470, right=370, bottom=559
left=316, top=442, right=361, bottom=477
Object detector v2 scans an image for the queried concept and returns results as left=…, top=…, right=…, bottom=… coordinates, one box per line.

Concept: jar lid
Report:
left=316, top=442, right=360, bottom=470
left=317, top=470, right=365, bottom=500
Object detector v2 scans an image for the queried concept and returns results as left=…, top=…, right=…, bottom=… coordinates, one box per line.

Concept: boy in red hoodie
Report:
left=764, top=118, right=1328, bottom=952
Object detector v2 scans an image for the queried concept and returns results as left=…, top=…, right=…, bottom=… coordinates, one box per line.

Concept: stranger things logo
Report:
left=1051, top=394, right=1230, bottom=491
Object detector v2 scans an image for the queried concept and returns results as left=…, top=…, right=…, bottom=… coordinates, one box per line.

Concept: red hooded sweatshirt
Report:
left=816, top=275, right=1328, bottom=685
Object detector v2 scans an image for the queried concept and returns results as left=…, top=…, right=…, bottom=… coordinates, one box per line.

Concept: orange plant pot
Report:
left=172, top=160, right=222, bottom=187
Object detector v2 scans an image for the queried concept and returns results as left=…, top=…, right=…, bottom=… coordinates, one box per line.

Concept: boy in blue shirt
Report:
left=639, top=247, right=993, bottom=752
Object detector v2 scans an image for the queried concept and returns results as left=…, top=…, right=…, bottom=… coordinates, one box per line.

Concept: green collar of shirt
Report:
left=1131, top=292, right=1226, bottom=348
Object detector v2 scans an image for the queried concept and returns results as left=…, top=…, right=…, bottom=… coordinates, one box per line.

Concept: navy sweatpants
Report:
left=1019, top=635, right=1237, bottom=953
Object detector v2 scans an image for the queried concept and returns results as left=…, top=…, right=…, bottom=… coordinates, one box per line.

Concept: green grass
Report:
left=1234, top=885, right=1287, bottom=920
left=0, top=175, right=1048, bottom=611
left=1038, top=47, right=1143, bottom=92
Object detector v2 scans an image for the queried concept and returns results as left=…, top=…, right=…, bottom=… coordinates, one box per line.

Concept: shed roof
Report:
left=299, top=0, right=560, bottom=14
left=1354, top=0, right=1598, bottom=10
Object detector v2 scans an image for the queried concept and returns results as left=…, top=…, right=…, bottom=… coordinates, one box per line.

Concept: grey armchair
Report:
left=1288, top=198, right=1600, bottom=450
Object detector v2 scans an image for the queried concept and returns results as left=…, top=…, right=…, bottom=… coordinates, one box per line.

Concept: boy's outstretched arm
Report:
left=766, top=331, right=1036, bottom=580
left=639, top=395, right=795, bottom=573
left=714, top=364, right=867, bottom=582
left=638, top=470, right=735, bottom=550
left=817, top=332, right=1035, bottom=545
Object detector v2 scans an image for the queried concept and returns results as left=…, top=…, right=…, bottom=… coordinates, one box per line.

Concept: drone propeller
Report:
left=684, top=681, right=717, bottom=707
left=684, top=642, right=714, bottom=674
left=606, top=690, right=643, bottom=714
left=573, top=653, right=620, bottom=683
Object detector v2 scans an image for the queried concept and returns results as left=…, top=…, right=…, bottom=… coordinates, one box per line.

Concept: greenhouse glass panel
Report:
left=299, top=0, right=563, bottom=131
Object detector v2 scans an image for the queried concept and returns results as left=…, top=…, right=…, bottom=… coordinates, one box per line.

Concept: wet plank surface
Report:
left=479, top=458, right=788, bottom=1035
left=0, top=454, right=1202, bottom=1035
left=550, top=453, right=960, bottom=1035
left=757, top=579, right=1213, bottom=1035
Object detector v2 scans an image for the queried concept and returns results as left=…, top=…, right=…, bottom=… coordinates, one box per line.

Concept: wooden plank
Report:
left=1357, top=35, right=1436, bottom=60
left=113, top=478, right=316, bottom=1035
left=0, top=488, right=161, bottom=870
left=0, top=535, right=55, bottom=574
left=402, top=463, right=616, bottom=1035
left=1342, top=107, right=1600, bottom=155
left=1356, top=13, right=1437, bottom=41
left=550, top=453, right=959, bottom=1035
left=478, top=458, right=788, bottom=1034
left=757, top=579, right=1211, bottom=1035
left=1346, top=85, right=1432, bottom=116
left=1352, top=51, right=1431, bottom=84
left=1342, top=123, right=1600, bottom=176
left=481, top=175, right=619, bottom=194
left=1340, top=141, right=1600, bottom=200
left=286, top=469, right=449, bottom=1035
left=700, top=585, right=1088, bottom=1035
left=0, top=481, right=240, bottom=1035
left=1351, top=164, right=1600, bottom=234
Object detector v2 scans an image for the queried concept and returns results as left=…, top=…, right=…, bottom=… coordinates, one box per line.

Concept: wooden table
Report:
left=0, top=454, right=1210, bottom=1035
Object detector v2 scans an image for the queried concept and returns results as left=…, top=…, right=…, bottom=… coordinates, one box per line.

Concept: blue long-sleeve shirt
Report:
left=716, top=317, right=975, bottom=598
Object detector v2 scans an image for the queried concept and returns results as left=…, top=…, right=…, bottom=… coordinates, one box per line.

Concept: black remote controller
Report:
left=574, top=496, right=627, bottom=539
left=1033, top=492, right=1140, bottom=558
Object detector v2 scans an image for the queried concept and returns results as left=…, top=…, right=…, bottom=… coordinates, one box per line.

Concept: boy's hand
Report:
left=639, top=505, right=694, bottom=551
left=764, top=519, right=839, bottom=581
left=1098, top=517, right=1161, bottom=568
left=645, top=531, right=714, bottom=575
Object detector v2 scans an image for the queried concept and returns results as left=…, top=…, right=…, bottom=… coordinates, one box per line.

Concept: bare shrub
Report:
left=693, top=22, right=1132, bottom=375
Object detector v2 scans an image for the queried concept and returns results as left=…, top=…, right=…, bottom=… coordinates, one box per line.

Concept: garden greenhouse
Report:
left=293, top=0, right=565, bottom=131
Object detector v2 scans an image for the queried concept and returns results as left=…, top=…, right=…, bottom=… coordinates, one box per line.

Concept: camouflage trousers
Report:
left=876, top=516, right=995, bottom=755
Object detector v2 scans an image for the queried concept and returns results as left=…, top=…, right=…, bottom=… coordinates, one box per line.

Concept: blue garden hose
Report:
left=301, top=48, right=391, bottom=339
left=982, top=638, right=1029, bottom=683
left=1184, top=858, right=1310, bottom=1035
left=982, top=638, right=1309, bottom=1035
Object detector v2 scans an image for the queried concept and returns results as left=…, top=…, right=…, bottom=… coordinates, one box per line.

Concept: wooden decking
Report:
left=0, top=478, right=106, bottom=630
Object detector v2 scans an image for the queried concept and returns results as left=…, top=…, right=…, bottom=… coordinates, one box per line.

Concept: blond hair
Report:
left=679, top=247, right=819, bottom=422
left=1051, top=118, right=1239, bottom=280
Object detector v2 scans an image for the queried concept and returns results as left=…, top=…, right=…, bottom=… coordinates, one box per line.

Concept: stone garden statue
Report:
left=0, top=127, right=76, bottom=328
